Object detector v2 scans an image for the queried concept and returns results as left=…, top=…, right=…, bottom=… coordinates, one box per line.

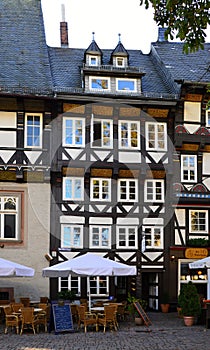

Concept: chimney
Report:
left=158, top=27, right=168, bottom=42
left=60, top=4, right=69, bottom=47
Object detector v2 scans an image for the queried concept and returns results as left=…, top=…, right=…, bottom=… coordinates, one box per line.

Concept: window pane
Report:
left=92, top=180, right=100, bottom=199
left=118, top=80, right=135, bottom=91
left=73, top=227, right=81, bottom=246
left=93, top=122, right=102, bottom=147
left=4, top=214, right=15, bottom=238
left=91, top=79, right=108, bottom=90
left=103, top=121, right=111, bottom=146
left=63, top=227, right=71, bottom=247
left=74, top=179, right=82, bottom=199
left=102, top=180, right=109, bottom=199
left=101, top=228, right=109, bottom=246
left=65, top=179, right=72, bottom=199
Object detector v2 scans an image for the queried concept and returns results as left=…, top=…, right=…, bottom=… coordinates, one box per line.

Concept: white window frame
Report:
left=118, top=179, right=138, bottom=202
left=116, top=57, right=125, bottom=67
left=24, top=113, right=42, bottom=148
left=89, top=225, right=111, bottom=248
left=63, top=117, right=85, bottom=147
left=0, top=194, right=21, bottom=241
left=89, top=56, right=99, bottom=66
left=90, top=178, right=111, bottom=201
left=142, top=226, right=163, bottom=249
left=118, top=120, right=140, bottom=149
left=63, top=177, right=84, bottom=201
left=181, top=155, right=197, bottom=182
left=206, top=107, right=210, bottom=127
left=59, top=276, right=81, bottom=296
left=61, top=224, right=83, bottom=248
left=89, top=276, right=109, bottom=296
left=91, top=118, right=113, bottom=148
left=89, top=76, right=110, bottom=91
left=145, top=122, right=167, bottom=151
left=116, top=226, right=138, bottom=249
left=144, top=179, right=164, bottom=202
left=116, top=78, right=137, bottom=92
left=189, top=210, right=208, bottom=233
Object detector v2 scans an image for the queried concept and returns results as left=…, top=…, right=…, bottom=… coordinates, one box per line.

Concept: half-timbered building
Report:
left=0, top=0, right=209, bottom=309
left=0, top=0, right=54, bottom=301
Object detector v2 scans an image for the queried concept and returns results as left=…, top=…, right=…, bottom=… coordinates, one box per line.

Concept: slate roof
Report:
left=48, top=47, right=177, bottom=96
left=0, top=0, right=53, bottom=95
left=0, top=0, right=209, bottom=99
left=48, top=38, right=210, bottom=98
left=85, top=39, right=103, bottom=56
left=151, top=41, right=210, bottom=84
left=111, top=41, right=129, bottom=57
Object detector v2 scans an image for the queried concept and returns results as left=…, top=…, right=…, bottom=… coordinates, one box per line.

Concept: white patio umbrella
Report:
left=0, top=257, right=35, bottom=277
left=42, top=252, right=136, bottom=309
left=189, top=256, right=210, bottom=299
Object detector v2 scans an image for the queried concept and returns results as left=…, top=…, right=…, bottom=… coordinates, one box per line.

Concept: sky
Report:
left=41, top=0, right=210, bottom=55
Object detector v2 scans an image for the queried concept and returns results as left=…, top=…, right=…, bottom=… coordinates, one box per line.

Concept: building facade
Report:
left=0, top=0, right=209, bottom=308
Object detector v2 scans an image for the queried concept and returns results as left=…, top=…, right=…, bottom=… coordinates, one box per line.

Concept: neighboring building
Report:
left=0, top=0, right=209, bottom=309
left=0, top=0, right=53, bottom=301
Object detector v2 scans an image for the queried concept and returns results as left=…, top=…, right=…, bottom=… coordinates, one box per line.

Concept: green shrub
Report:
left=57, top=289, right=76, bottom=302
left=178, top=281, right=201, bottom=317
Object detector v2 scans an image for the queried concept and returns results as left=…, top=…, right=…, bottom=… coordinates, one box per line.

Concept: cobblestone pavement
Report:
left=0, top=312, right=209, bottom=350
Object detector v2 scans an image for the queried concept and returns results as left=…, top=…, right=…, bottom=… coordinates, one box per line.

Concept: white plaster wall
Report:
left=0, top=182, right=50, bottom=302
left=0, top=111, right=16, bottom=128
left=184, top=102, right=201, bottom=122
left=203, top=153, right=210, bottom=174
left=0, top=131, right=16, bottom=147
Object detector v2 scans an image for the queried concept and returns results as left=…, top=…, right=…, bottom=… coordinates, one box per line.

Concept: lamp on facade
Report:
left=51, top=249, right=57, bottom=258
left=170, top=255, right=176, bottom=262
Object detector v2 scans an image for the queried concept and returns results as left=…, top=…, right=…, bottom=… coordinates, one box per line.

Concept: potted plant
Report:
left=160, top=292, right=170, bottom=313
left=57, top=289, right=76, bottom=303
left=127, top=292, right=147, bottom=325
left=178, top=281, right=201, bottom=326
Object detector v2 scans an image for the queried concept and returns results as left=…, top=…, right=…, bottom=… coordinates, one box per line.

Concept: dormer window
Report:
left=89, top=56, right=99, bottom=66
left=116, top=57, right=125, bottom=67
left=116, top=78, right=137, bottom=92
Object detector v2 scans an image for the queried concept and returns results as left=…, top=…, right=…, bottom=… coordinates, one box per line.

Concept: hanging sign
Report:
left=185, top=248, right=208, bottom=259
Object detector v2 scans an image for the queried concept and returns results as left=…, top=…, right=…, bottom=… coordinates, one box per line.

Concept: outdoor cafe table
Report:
left=90, top=307, right=104, bottom=313
left=90, top=303, right=123, bottom=313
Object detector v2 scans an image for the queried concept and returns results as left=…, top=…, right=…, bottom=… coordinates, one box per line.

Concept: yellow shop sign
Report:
left=185, top=248, right=208, bottom=259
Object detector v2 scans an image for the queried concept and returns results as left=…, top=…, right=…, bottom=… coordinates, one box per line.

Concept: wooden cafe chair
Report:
left=77, top=305, right=98, bottom=333
left=20, top=307, right=39, bottom=335
left=11, top=303, right=24, bottom=313
left=97, top=305, right=118, bottom=332
left=4, top=306, right=20, bottom=334
left=36, top=304, right=48, bottom=332
left=70, top=304, right=78, bottom=323
left=20, top=297, right=30, bottom=307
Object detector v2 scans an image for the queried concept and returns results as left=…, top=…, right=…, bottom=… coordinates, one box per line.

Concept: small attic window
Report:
left=116, top=57, right=125, bottom=67
left=89, top=56, right=98, bottom=66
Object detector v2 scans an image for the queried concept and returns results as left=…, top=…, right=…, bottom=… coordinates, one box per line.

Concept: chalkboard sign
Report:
left=52, top=303, right=74, bottom=333
left=134, top=301, right=152, bottom=327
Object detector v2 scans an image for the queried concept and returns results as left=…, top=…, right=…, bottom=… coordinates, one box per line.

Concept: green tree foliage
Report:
left=140, top=0, right=210, bottom=53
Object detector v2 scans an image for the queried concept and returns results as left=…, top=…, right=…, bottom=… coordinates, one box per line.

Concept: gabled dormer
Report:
left=84, top=32, right=102, bottom=66
left=110, top=34, right=129, bottom=67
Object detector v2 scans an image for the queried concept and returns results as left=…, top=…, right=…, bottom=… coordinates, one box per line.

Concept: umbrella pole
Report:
left=87, top=276, right=91, bottom=311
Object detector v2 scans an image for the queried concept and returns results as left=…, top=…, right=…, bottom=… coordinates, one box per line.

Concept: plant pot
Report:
left=183, top=316, right=195, bottom=327
left=135, top=317, right=143, bottom=326
left=160, top=303, right=170, bottom=313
